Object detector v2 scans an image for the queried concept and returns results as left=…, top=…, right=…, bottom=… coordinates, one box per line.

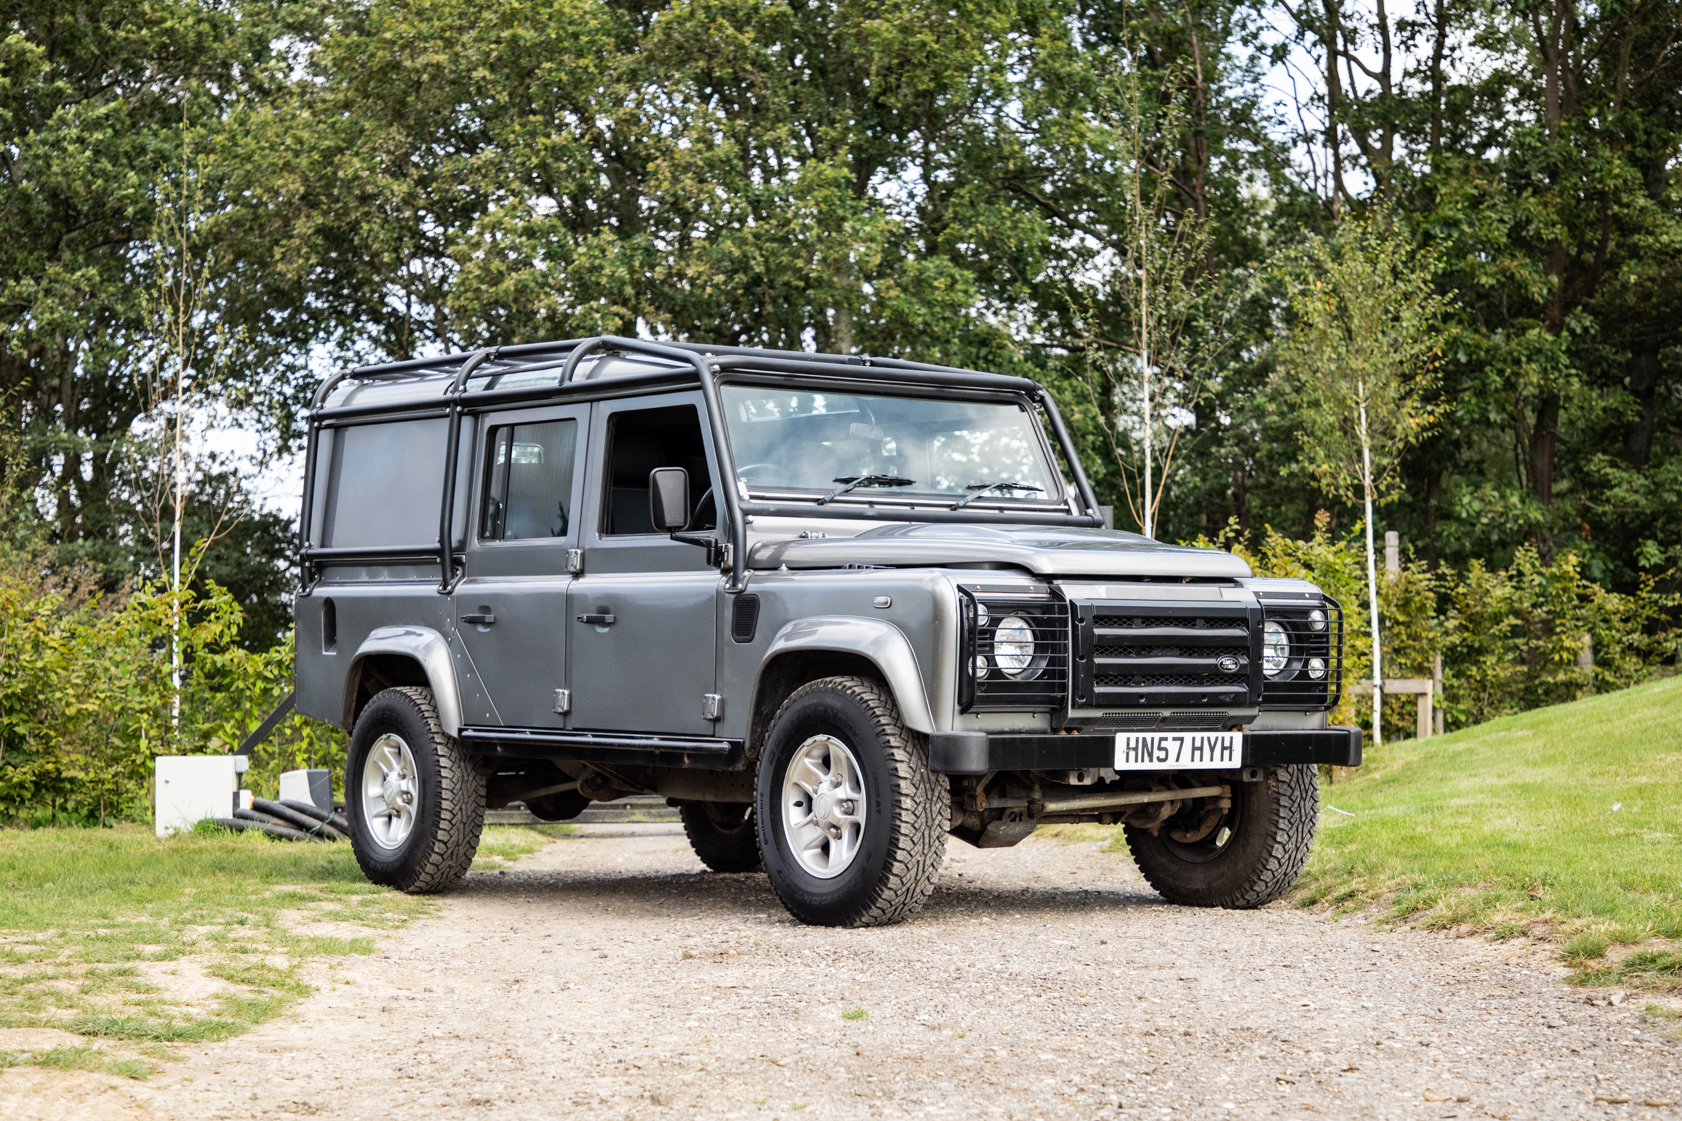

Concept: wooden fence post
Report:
left=1432, top=652, right=1444, bottom=736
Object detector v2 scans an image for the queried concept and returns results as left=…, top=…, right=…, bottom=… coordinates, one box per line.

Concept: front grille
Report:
left=1073, top=599, right=1260, bottom=708
left=1095, top=615, right=1231, bottom=630
left=1093, top=644, right=1248, bottom=660
left=1258, top=596, right=1344, bottom=709
left=1094, top=711, right=1231, bottom=730
left=959, top=587, right=1071, bottom=710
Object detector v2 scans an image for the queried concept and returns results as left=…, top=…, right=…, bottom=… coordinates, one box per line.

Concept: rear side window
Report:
left=322, top=419, right=446, bottom=548
left=481, top=419, right=579, bottom=541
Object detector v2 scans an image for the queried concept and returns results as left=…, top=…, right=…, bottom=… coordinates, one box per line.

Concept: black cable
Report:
left=216, top=814, right=316, bottom=842
left=254, top=798, right=343, bottom=839
left=275, top=799, right=351, bottom=840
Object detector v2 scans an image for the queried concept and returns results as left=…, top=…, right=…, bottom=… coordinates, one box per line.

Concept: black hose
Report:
left=277, top=798, right=332, bottom=822
left=255, top=798, right=346, bottom=840
left=216, top=814, right=316, bottom=842
left=277, top=799, right=352, bottom=839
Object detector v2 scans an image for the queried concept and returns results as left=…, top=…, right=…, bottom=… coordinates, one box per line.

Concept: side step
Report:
left=458, top=726, right=745, bottom=771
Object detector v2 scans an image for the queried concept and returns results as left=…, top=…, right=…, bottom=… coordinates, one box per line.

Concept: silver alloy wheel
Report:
left=361, top=732, right=419, bottom=850
left=780, top=734, right=866, bottom=879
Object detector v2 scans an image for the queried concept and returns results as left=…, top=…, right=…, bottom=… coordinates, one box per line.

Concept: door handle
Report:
left=460, top=613, right=496, bottom=626
left=577, top=613, right=616, bottom=626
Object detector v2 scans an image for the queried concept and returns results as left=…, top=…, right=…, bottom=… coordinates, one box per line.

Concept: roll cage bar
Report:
left=297, top=336, right=1105, bottom=597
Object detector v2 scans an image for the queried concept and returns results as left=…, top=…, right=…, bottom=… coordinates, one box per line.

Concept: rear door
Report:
left=451, top=403, right=589, bottom=727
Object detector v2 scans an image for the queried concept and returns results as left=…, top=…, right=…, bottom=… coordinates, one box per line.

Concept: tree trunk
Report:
left=1625, top=341, right=1660, bottom=466
left=1359, top=389, right=1382, bottom=747
left=1529, top=391, right=1560, bottom=561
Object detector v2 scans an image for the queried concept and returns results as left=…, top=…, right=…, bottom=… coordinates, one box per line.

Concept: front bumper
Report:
left=928, top=726, right=1362, bottom=775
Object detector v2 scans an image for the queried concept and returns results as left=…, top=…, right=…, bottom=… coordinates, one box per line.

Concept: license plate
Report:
left=1114, top=732, right=1243, bottom=770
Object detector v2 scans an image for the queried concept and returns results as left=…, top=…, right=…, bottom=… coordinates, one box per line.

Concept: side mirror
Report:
left=648, top=467, right=690, bottom=532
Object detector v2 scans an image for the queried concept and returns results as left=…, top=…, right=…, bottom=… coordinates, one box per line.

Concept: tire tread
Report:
left=351, top=686, right=485, bottom=894
left=761, top=676, right=947, bottom=927
left=1127, top=764, right=1318, bottom=909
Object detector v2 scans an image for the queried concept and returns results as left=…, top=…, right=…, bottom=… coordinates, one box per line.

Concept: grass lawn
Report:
left=1299, top=674, right=1681, bottom=990
left=0, top=822, right=560, bottom=1079
left=1046, top=675, right=1682, bottom=995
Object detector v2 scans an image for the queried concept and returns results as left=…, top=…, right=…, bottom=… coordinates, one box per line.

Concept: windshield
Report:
left=720, top=387, right=1064, bottom=504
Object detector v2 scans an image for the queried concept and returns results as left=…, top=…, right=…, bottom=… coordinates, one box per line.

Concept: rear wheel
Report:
left=1125, top=764, right=1318, bottom=908
left=755, top=676, right=946, bottom=927
left=346, top=686, right=485, bottom=893
left=680, top=802, right=762, bottom=872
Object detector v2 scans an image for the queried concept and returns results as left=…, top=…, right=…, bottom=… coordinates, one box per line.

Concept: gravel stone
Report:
left=116, top=826, right=1682, bottom=1120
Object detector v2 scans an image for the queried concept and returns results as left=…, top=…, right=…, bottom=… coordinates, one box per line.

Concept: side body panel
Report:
left=292, top=580, right=455, bottom=729
left=713, top=568, right=961, bottom=745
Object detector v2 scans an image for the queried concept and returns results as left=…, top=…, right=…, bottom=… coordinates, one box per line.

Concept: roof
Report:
left=311, top=336, right=1041, bottom=416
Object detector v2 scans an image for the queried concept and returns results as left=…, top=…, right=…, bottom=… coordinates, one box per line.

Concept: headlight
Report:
left=1262, top=621, right=1290, bottom=677
left=1308, top=608, right=1327, bottom=632
left=1307, top=656, right=1327, bottom=679
left=992, top=616, right=1035, bottom=676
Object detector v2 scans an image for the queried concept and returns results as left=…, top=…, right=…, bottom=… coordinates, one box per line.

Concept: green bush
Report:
left=0, top=550, right=340, bottom=825
left=1200, top=515, right=1682, bottom=738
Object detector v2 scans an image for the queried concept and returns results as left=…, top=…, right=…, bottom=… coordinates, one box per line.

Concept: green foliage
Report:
left=0, top=549, right=338, bottom=824
left=1200, top=519, right=1681, bottom=739
left=1273, top=213, right=1451, bottom=506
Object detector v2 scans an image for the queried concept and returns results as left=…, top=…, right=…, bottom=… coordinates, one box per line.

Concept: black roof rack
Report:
left=311, top=337, right=1029, bottom=411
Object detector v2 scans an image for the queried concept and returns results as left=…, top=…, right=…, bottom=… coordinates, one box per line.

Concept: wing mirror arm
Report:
left=649, top=467, right=724, bottom=567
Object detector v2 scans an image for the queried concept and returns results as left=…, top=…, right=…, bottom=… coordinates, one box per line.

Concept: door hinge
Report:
left=702, top=694, right=723, bottom=721
left=553, top=689, right=571, bottom=715
left=567, top=548, right=584, bottom=575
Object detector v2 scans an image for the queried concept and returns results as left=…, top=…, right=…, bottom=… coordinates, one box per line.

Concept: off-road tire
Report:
left=346, top=686, right=485, bottom=893
left=680, top=802, right=762, bottom=873
left=755, top=676, right=947, bottom=927
left=1125, top=764, right=1318, bottom=908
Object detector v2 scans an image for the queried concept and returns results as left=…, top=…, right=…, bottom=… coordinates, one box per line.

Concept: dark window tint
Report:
left=603, top=405, right=716, bottom=535
left=323, top=419, right=446, bottom=548
left=481, top=419, right=579, bottom=541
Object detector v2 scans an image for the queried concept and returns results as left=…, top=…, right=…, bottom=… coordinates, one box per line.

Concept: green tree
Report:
left=1274, top=213, right=1452, bottom=745
left=0, top=0, right=293, bottom=565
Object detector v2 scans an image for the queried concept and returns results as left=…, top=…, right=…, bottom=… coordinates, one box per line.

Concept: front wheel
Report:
left=346, top=686, right=485, bottom=893
left=754, top=676, right=947, bottom=927
left=1125, top=764, right=1319, bottom=908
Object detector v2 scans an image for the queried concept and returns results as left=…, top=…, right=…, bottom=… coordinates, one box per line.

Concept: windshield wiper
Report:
left=950, top=480, right=1045, bottom=510
left=818, top=474, right=916, bottom=505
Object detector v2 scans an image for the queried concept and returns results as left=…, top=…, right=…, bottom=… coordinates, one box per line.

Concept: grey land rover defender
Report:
left=293, top=337, right=1359, bottom=927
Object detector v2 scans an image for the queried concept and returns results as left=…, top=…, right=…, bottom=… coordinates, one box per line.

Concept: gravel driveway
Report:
left=124, top=827, right=1682, bottom=1119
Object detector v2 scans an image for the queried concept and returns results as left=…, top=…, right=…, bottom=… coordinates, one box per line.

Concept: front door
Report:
left=566, top=393, right=722, bottom=736
left=452, top=403, right=589, bottom=727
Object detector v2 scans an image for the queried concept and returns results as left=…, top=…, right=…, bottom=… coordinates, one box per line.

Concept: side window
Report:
left=602, top=404, right=717, bottom=536
left=480, top=419, right=578, bottom=542
left=323, top=419, right=447, bottom=548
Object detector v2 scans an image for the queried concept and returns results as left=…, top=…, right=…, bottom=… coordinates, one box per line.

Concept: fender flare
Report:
left=759, top=616, right=935, bottom=734
left=342, top=626, right=466, bottom=736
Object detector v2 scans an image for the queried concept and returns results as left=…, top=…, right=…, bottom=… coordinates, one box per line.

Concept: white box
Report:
left=154, top=756, right=249, bottom=837
left=279, top=768, right=333, bottom=812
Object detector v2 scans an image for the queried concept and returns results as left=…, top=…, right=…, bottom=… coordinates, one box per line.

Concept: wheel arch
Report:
left=342, top=626, right=465, bottom=736
left=748, top=616, right=935, bottom=755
